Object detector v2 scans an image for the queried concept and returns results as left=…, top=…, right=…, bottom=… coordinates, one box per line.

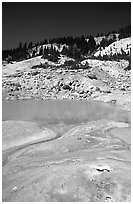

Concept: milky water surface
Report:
left=2, top=100, right=130, bottom=125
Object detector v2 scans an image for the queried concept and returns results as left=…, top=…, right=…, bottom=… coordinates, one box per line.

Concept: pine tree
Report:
left=73, top=48, right=81, bottom=61
left=88, top=35, right=96, bottom=53
left=96, top=33, right=100, bottom=37
left=61, top=46, right=69, bottom=56
left=32, top=50, right=36, bottom=57
left=18, top=42, right=23, bottom=52
left=28, top=41, right=33, bottom=50
left=46, top=46, right=59, bottom=62
left=39, top=45, right=43, bottom=56
left=23, top=42, right=27, bottom=51
left=44, top=39, right=48, bottom=44
left=43, top=47, right=49, bottom=58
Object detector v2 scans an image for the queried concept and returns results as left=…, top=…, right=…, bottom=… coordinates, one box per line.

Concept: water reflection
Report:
left=2, top=100, right=130, bottom=125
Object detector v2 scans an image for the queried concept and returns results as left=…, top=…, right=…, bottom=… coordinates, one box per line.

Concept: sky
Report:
left=2, top=2, right=131, bottom=50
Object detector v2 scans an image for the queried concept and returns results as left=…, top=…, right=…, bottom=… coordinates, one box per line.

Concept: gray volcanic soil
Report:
left=2, top=118, right=131, bottom=202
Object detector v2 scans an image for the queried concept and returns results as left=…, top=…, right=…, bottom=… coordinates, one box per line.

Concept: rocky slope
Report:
left=2, top=56, right=131, bottom=111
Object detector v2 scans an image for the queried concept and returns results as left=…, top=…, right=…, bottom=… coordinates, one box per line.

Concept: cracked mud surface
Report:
left=2, top=114, right=131, bottom=201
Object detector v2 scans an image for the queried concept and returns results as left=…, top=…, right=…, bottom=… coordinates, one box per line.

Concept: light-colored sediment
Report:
left=2, top=119, right=131, bottom=202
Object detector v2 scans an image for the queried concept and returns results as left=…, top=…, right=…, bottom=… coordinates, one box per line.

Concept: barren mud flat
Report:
left=2, top=100, right=131, bottom=202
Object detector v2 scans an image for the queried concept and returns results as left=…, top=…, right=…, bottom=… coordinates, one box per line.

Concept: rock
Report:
left=103, top=90, right=111, bottom=94
left=46, top=75, right=52, bottom=79
left=78, top=90, right=84, bottom=94
left=31, top=71, right=39, bottom=76
left=62, top=84, right=71, bottom=91
left=14, top=86, right=20, bottom=91
left=95, top=87, right=101, bottom=92
left=103, top=80, right=109, bottom=84
left=109, top=99, right=117, bottom=104
left=88, top=74, right=97, bottom=80
left=53, top=79, right=59, bottom=87
left=56, top=70, right=63, bottom=74
left=82, top=94, right=87, bottom=98
left=12, top=186, right=17, bottom=192
left=120, top=87, right=126, bottom=91
left=63, top=78, right=73, bottom=86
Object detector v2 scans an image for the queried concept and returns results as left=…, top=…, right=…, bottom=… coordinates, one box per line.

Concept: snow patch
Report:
left=35, top=44, right=69, bottom=55
left=94, top=37, right=131, bottom=57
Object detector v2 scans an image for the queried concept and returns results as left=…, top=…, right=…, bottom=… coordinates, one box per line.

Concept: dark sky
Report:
left=2, top=2, right=131, bottom=50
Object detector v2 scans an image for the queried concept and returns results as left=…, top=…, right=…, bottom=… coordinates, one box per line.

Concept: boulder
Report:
left=62, top=84, right=72, bottom=91
left=78, top=90, right=84, bottom=94
left=63, top=78, right=73, bottom=86
left=52, top=79, right=59, bottom=87
left=88, top=74, right=97, bottom=80
left=95, top=87, right=101, bottom=92
left=46, top=75, right=52, bottom=79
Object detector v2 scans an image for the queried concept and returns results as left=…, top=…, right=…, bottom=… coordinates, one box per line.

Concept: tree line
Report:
left=3, top=35, right=97, bottom=62
left=2, top=25, right=131, bottom=62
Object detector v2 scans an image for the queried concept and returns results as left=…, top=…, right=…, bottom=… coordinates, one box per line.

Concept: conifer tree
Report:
left=88, top=35, right=96, bottom=53
left=39, top=45, right=43, bottom=56
left=28, top=41, right=33, bottom=50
